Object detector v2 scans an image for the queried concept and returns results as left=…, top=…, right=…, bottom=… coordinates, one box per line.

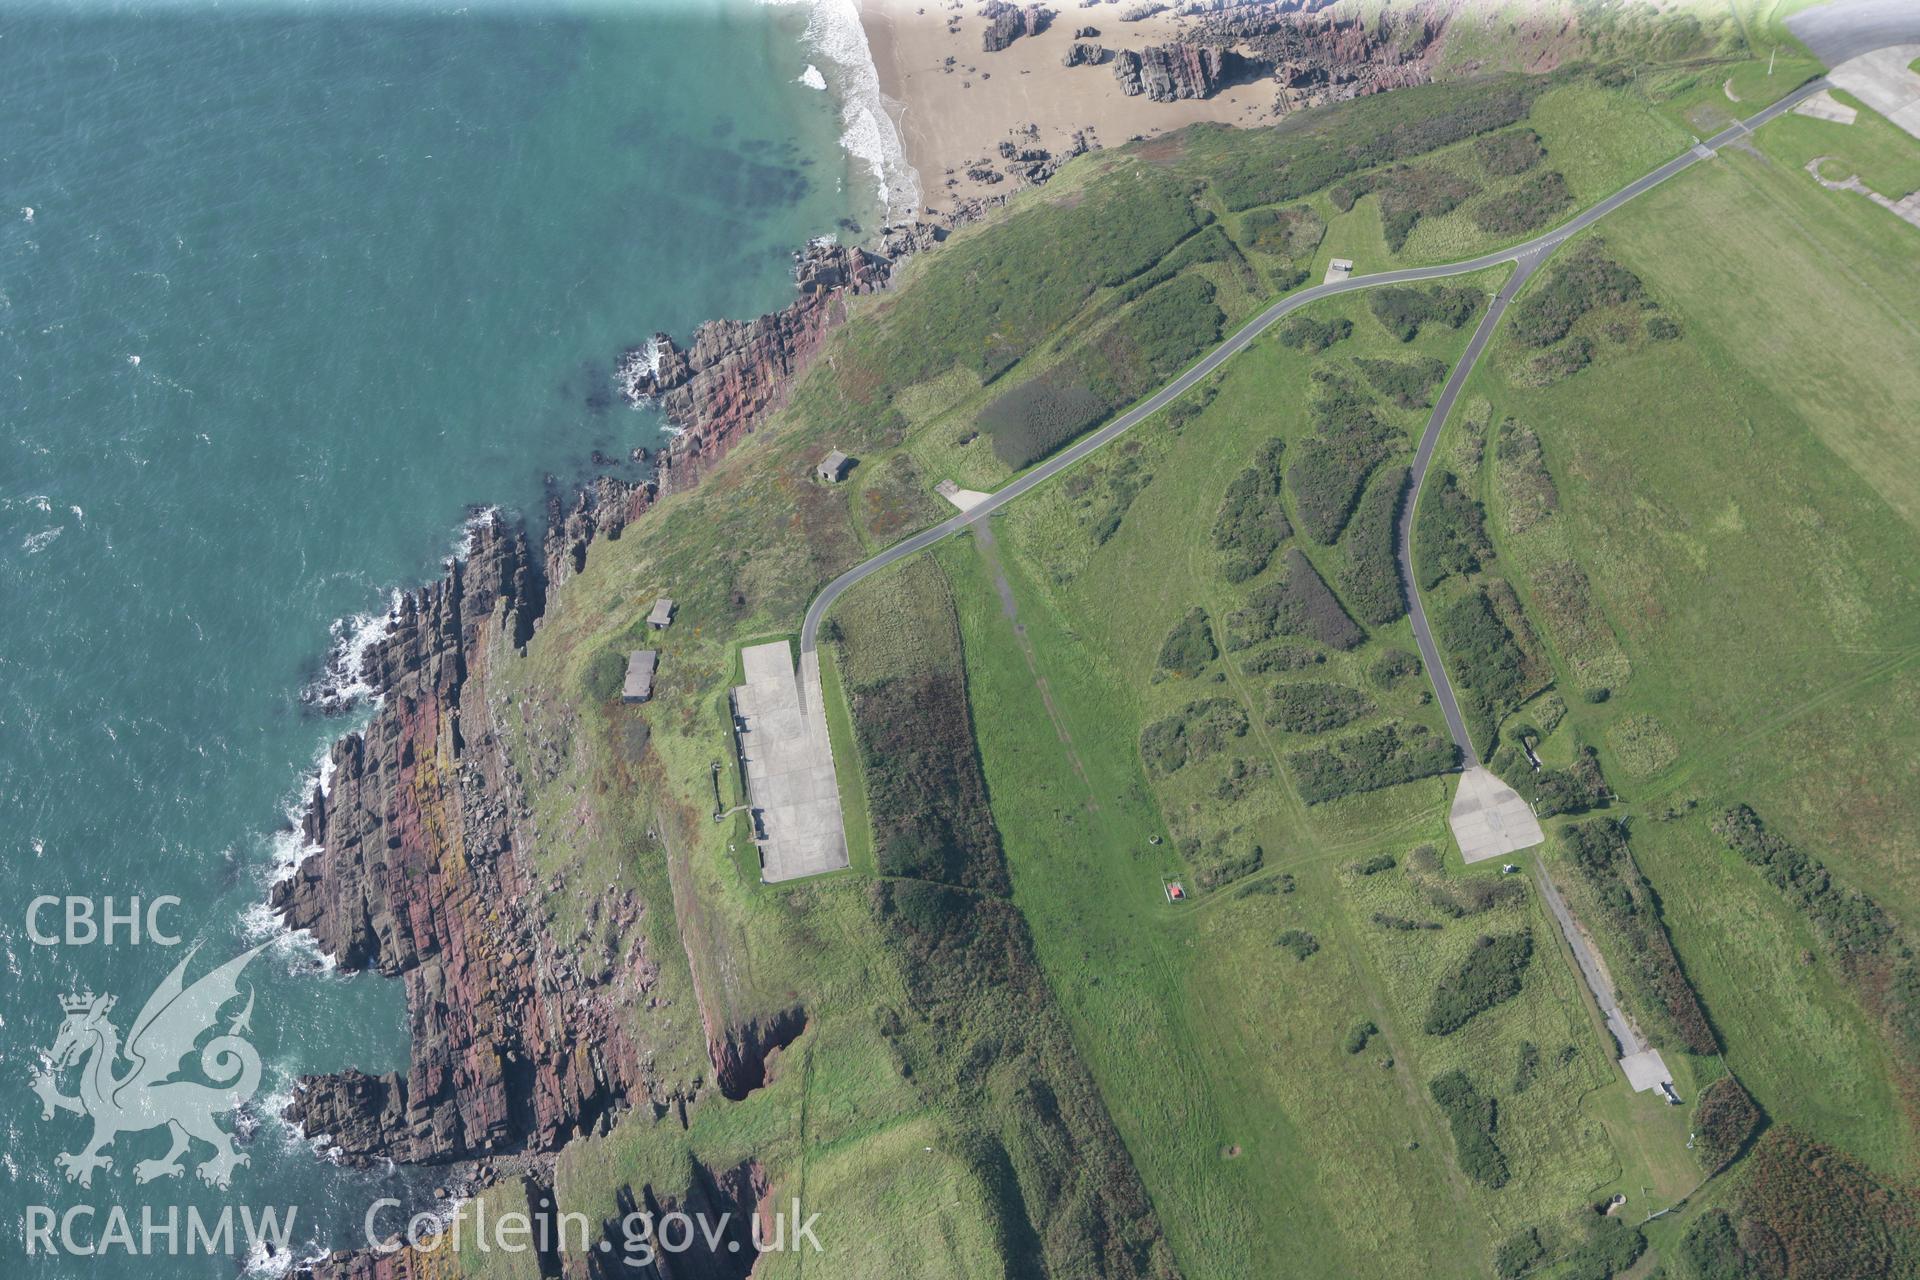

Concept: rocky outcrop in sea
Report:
left=273, top=513, right=652, bottom=1168
left=613, top=240, right=892, bottom=489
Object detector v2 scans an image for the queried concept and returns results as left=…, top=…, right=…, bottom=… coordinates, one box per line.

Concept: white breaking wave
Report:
left=799, top=62, right=827, bottom=91
left=22, top=526, right=61, bottom=554
left=766, top=0, right=920, bottom=223
left=304, top=588, right=402, bottom=714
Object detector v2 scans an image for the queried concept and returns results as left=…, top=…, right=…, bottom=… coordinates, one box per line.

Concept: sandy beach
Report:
left=859, top=0, right=1282, bottom=213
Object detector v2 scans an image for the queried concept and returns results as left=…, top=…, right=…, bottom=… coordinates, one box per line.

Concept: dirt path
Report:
left=972, top=522, right=1100, bottom=813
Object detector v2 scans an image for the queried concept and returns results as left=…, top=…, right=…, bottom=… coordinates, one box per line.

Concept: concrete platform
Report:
left=1449, top=766, right=1545, bottom=863
left=1830, top=44, right=1920, bottom=141
left=732, top=642, right=848, bottom=883
left=1794, top=88, right=1860, bottom=125
left=935, top=479, right=990, bottom=512
left=1619, top=1048, right=1675, bottom=1095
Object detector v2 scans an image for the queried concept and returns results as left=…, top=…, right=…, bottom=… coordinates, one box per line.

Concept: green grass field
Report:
left=398, top=43, right=1920, bottom=1278
left=1441, top=102, right=1920, bottom=1208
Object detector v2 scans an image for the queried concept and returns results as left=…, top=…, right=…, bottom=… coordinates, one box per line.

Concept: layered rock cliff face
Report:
left=1092, top=0, right=1447, bottom=110
left=1113, top=44, right=1233, bottom=101
left=1183, top=0, right=1448, bottom=108
left=273, top=513, right=654, bottom=1168
left=614, top=241, right=892, bottom=489
left=982, top=0, right=1052, bottom=52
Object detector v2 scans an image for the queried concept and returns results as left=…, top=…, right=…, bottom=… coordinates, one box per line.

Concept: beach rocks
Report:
left=1064, top=40, right=1110, bottom=67
left=980, top=0, right=1052, bottom=52
left=1113, top=43, right=1231, bottom=101
left=1181, top=0, right=1446, bottom=108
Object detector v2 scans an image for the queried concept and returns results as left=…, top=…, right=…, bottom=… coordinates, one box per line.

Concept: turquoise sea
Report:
left=0, top=1, right=876, bottom=1271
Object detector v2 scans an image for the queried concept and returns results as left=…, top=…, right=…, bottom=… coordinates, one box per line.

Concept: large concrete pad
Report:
left=1448, top=766, right=1545, bottom=863
left=732, top=642, right=848, bottom=883
left=1619, top=1048, right=1675, bottom=1095
left=1789, top=0, right=1920, bottom=69
left=1794, top=88, right=1860, bottom=124
left=1830, top=44, right=1920, bottom=141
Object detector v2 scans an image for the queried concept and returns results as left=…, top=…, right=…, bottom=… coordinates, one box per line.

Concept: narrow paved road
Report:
left=1395, top=250, right=1543, bottom=764
left=800, top=80, right=1826, bottom=699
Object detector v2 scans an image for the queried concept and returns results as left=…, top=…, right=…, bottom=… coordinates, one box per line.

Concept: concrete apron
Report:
left=1448, top=766, right=1546, bottom=863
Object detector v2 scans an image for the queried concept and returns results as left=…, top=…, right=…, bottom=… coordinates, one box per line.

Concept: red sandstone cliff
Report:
left=273, top=513, right=656, bottom=1167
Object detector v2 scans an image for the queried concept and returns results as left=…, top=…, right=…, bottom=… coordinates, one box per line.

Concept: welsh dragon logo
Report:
left=29, top=943, right=265, bottom=1190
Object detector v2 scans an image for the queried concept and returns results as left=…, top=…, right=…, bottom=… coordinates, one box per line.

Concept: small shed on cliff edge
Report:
left=623, top=650, right=658, bottom=703
left=648, top=597, right=675, bottom=629
left=816, top=450, right=853, bottom=483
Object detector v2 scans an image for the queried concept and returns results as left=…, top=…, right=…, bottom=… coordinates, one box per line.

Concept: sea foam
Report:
left=767, top=0, right=919, bottom=223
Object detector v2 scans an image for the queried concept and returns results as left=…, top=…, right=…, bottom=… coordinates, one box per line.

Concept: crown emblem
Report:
left=60, top=992, right=108, bottom=1014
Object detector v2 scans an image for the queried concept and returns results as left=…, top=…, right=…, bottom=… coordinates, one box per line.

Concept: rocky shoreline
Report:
left=276, top=15, right=1468, bottom=1256
left=278, top=210, right=912, bottom=1272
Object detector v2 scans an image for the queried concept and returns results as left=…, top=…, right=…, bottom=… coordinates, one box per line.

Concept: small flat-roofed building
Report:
left=1325, top=257, right=1354, bottom=284
left=623, top=649, right=658, bottom=703
left=648, top=597, right=675, bottom=629
left=816, top=450, right=853, bottom=483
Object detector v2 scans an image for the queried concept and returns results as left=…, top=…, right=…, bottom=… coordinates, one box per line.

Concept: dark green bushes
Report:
left=1288, top=721, right=1457, bottom=804
left=1171, top=75, right=1542, bottom=212
left=1275, top=315, right=1352, bottom=353
left=1157, top=607, right=1218, bottom=676
left=1425, top=931, right=1534, bottom=1035
left=1560, top=819, right=1718, bottom=1055
left=981, top=273, right=1223, bottom=468
left=1094, top=273, right=1223, bottom=395
left=1227, top=548, right=1364, bottom=651
left=1472, top=169, right=1572, bottom=234
left=1475, top=129, right=1544, bottom=176
left=1183, top=830, right=1264, bottom=891
left=1429, top=1070, right=1509, bottom=1188
left=1368, top=648, right=1422, bottom=688
left=1556, top=1220, right=1646, bottom=1280
left=852, top=670, right=1012, bottom=894
left=1140, top=716, right=1189, bottom=776
left=1368, top=284, right=1481, bottom=341
left=1240, top=203, right=1323, bottom=252
left=1140, top=698, right=1249, bottom=775
left=1267, top=681, right=1375, bottom=733
left=1117, top=223, right=1257, bottom=301
left=1692, top=1076, right=1764, bottom=1174
left=981, top=373, right=1111, bottom=469
left=1531, top=744, right=1608, bottom=817
left=1277, top=929, right=1321, bottom=961
left=1438, top=586, right=1528, bottom=709
left=1243, top=643, right=1325, bottom=674
left=1212, top=438, right=1292, bottom=582
left=1511, top=1041, right=1540, bottom=1093
left=1341, top=165, right=1480, bottom=251
left=1288, top=378, right=1399, bottom=544
left=1507, top=240, right=1644, bottom=348
left=586, top=647, right=629, bottom=703
left=1494, top=1227, right=1545, bottom=1279
left=1351, top=852, right=1397, bottom=875
left=870, top=164, right=1203, bottom=389
left=1713, top=806, right=1920, bottom=1064
left=1344, top=1020, right=1378, bottom=1054
left=1414, top=470, right=1492, bottom=588
left=1356, top=356, right=1448, bottom=409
